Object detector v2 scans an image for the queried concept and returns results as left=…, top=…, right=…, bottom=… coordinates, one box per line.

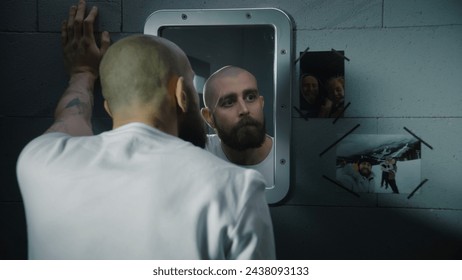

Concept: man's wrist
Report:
left=65, top=72, right=97, bottom=109
left=69, top=72, right=98, bottom=90
left=69, top=72, right=98, bottom=95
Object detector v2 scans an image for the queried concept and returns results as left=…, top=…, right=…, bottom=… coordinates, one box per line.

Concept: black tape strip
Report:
left=319, top=124, right=360, bottom=157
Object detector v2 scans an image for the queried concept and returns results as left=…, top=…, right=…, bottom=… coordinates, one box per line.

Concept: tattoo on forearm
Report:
left=65, top=98, right=90, bottom=115
left=65, top=98, right=82, bottom=114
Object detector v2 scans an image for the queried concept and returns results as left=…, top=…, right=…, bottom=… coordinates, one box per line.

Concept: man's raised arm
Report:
left=46, top=0, right=110, bottom=136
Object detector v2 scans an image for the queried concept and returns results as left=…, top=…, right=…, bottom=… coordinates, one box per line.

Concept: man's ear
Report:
left=175, top=76, right=188, bottom=113
left=260, top=95, right=265, bottom=108
left=103, top=100, right=112, bottom=117
left=201, top=107, right=215, bottom=129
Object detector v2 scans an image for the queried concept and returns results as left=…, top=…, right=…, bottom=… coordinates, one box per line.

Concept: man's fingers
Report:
left=61, top=20, right=68, bottom=47
left=73, top=0, right=86, bottom=40
left=100, top=31, right=111, bottom=56
left=83, top=6, right=98, bottom=41
left=66, top=5, right=77, bottom=40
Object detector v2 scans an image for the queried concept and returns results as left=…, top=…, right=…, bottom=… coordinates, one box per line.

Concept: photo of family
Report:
left=299, top=51, right=345, bottom=118
left=335, top=134, right=422, bottom=194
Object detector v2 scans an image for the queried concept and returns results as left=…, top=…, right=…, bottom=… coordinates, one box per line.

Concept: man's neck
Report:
left=221, top=135, right=272, bottom=165
left=112, top=114, right=178, bottom=137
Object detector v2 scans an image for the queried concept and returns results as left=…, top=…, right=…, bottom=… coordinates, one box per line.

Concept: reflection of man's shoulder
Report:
left=206, top=134, right=220, bottom=146
left=192, top=138, right=245, bottom=171
left=205, top=134, right=223, bottom=157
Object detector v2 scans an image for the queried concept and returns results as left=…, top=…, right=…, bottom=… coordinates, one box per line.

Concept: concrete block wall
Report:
left=1, top=0, right=461, bottom=259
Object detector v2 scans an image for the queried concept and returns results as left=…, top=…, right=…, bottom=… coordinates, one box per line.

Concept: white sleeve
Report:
left=227, top=170, right=276, bottom=260
left=17, top=133, right=70, bottom=192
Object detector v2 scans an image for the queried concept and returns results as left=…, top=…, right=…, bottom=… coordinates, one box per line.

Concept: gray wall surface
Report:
left=1, top=0, right=461, bottom=259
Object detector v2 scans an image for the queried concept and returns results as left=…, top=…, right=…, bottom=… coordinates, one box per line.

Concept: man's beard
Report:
left=214, top=115, right=266, bottom=151
left=359, top=167, right=371, bottom=178
left=177, top=103, right=207, bottom=149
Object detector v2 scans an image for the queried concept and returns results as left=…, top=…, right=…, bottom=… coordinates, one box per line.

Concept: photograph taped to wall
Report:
left=299, top=51, right=345, bottom=118
left=335, top=134, right=421, bottom=194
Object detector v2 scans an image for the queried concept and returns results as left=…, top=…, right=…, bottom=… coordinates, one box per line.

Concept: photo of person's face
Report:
left=358, top=161, right=372, bottom=177
left=329, top=78, right=344, bottom=104
left=301, top=75, right=319, bottom=105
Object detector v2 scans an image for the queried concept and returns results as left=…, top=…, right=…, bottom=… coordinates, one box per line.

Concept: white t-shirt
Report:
left=205, top=134, right=274, bottom=188
left=17, top=123, right=275, bottom=260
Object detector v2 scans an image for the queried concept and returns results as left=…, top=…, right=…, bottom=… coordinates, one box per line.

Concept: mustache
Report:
left=236, top=116, right=261, bottom=128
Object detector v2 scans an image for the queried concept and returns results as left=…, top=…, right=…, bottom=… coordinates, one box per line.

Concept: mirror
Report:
left=144, top=8, right=292, bottom=204
left=158, top=25, right=275, bottom=136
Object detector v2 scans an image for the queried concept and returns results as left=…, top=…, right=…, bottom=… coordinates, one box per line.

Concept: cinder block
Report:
left=287, top=0, right=382, bottom=30
left=289, top=118, right=378, bottom=206
left=123, top=0, right=382, bottom=33
left=270, top=205, right=462, bottom=259
left=377, top=118, right=462, bottom=209
left=1, top=32, right=113, bottom=118
left=38, top=0, right=121, bottom=32
left=4, top=117, right=52, bottom=160
left=124, top=0, right=265, bottom=33
left=0, top=160, right=23, bottom=202
left=0, top=0, right=37, bottom=32
left=384, top=0, right=462, bottom=27
left=0, top=33, right=64, bottom=117
left=0, top=202, right=27, bottom=259
left=296, top=26, right=462, bottom=118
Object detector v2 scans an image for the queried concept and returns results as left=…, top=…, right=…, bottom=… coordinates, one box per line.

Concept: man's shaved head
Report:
left=100, top=35, right=207, bottom=148
left=203, top=66, right=257, bottom=109
left=201, top=65, right=265, bottom=151
left=100, top=35, right=188, bottom=113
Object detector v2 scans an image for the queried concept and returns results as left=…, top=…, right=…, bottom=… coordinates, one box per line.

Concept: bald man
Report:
left=201, top=66, right=274, bottom=187
left=17, top=0, right=275, bottom=260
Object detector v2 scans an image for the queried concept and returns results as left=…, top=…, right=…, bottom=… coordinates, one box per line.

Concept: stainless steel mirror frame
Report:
left=144, top=8, right=292, bottom=204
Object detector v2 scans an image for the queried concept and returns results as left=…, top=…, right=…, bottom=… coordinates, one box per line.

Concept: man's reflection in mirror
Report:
left=300, top=74, right=322, bottom=117
left=201, top=66, right=274, bottom=187
left=319, top=76, right=345, bottom=118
